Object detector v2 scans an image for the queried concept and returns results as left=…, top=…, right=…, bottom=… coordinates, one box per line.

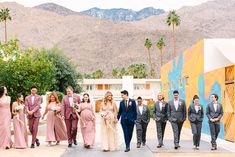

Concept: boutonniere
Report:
left=128, top=101, right=132, bottom=107
left=198, top=106, right=201, bottom=110
left=179, top=101, right=182, bottom=106
left=143, top=107, right=146, bottom=112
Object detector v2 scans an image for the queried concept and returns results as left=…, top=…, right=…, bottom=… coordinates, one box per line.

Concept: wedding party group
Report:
left=0, top=85, right=223, bottom=152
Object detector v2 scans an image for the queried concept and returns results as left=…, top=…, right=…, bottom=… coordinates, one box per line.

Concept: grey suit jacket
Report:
left=136, top=104, right=150, bottom=124
left=206, top=102, right=223, bottom=124
left=154, top=101, right=168, bottom=122
left=167, top=99, right=186, bottom=123
left=188, top=104, right=204, bottom=123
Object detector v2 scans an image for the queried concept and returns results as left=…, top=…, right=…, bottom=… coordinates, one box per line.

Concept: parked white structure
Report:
left=80, top=76, right=161, bottom=101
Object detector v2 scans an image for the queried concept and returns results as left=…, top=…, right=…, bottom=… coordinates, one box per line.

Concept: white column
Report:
left=122, top=76, right=134, bottom=98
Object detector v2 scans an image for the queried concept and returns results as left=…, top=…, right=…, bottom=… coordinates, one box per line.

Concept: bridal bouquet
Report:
left=72, top=103, right=79, bottom=111
left=15, top=105, right=23, bottom=113
left=51, top=106, right=58, bottom=115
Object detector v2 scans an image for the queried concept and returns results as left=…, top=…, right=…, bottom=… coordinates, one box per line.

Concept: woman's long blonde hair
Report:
left=103, top=91, right=113, bottom=105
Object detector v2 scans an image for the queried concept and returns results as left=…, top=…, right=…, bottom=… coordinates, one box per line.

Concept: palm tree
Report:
left=156, top=37, right=166, bottom=67
left=92, top=69, right=104, bottom=79
left=167, top=10, right=180, bottom=58
left=144, top=38, right=155, bottom=78
left=112, top=68, right=118, bottom=78
left=0, top=8, right=12, bottom=43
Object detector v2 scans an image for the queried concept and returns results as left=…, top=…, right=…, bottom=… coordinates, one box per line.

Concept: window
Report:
left=168, top=82, right=171, bottom=91
left=184, top=76, right=189, bottom=86
left=178, top=77, right=182, bottom=88
left=97, top=84, right=103, bottom=90
left=105, top=84, right=110, bottom=90
left=86, top=85, right=93, bottom=90
left=134, top=84, right=144, bottom=90
left=163, top=84, right=166, bottom=91
left=145, top=84, right=150, bottom=90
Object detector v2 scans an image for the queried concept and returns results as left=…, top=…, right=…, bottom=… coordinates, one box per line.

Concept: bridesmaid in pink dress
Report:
left=12, top=93, right=28, bottom=149
left=0, top=86, right=13, bottom=149
left=42, top=92, right=67, bottom=146
left=79, top=93, right=96, bottom=149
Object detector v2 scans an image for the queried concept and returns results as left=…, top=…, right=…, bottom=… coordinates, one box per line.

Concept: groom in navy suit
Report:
left=118, top=90, right=137, bottom=152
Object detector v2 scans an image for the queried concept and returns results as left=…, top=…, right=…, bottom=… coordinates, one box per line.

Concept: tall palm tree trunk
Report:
left=148, top=50, right=153, bottom=78
left=173, top=24, right=176, bottom=58
left=160, top=49, right=162, bottom=67
left=4, top=20, right=7, bottom=43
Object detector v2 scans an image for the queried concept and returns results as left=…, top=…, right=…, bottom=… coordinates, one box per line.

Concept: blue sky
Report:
left=0, top=0, right=211, bottom=11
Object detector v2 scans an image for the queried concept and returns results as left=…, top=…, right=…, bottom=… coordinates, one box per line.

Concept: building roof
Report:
left=204, top=39, right=235, bottom=72
left=81, top=78, right=161, bottom=84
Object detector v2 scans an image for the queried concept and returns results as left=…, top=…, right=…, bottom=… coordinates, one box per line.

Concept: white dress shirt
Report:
left=69, top=95, right=73, bottom=107
left=31, top=95, right=35, bottom=104
left=195, top=105, right=199, bottom=113
left=213, top=103, right=218, bottom=112
left=174, top=99, right=179, bottom=110
left=138, top=105, right=143, bottom=115
left=159, top=101, right=163, bottom=111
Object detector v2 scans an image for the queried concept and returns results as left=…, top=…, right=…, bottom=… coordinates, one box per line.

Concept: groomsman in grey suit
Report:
left=136, top=97, right=150, bottom=148
left=188, top=95, right=204, bottom=150
left=154, top=92, right=168, bottom=148
left=206, top=93, right=223, bottom=150
left=167, top=90, right=186, bottom=149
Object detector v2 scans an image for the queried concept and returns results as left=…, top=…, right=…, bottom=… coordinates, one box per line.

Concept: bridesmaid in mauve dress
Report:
left=12, top=93, right=28, bottom=149
left=0, top=86, right=13, bottom=149
left=79, top=93, right=96, bottom=149
left=42, top=92, right=67, bottom=146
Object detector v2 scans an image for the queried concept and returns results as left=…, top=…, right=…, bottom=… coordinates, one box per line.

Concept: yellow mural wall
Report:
left=161, top=39, right=234, bottom=142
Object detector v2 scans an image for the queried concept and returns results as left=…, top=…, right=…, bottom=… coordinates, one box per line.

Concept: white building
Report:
left=80, top=76, right=161, bottom=102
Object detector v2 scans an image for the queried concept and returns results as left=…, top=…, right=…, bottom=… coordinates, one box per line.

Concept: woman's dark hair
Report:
left=0, top=86, right=6, bottom=98
left=17, top=93, right=24, bottom=103
left=82, top=93, right=90, bottom=103
left=17, top=93, right=23, bottom=99
left=192, top=95, right=199, bottom=103
left=193, top=95, right=199, bottom=100
left=212, top=93, right=219, bottom=101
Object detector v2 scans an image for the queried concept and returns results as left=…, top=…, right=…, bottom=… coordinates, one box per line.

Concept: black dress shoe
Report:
left=31, top=144, right=35, bottom=148
left=157, top=145, right=162, bottom=148
left=174, top=146, right=178, bottom=149
left=103, top=149, right=110, bottom=152
left=73, top=140, right=78, bottom=145
left=124, top=148, right=130, bottom=152
left=137, top=144, right=141, bottom=148
left=36, top=139, right=40, bottom=146
left=68, top=144, right=72, bottom=148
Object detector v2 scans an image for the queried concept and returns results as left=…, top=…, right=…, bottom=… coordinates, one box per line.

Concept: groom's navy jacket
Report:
left=117, top=98, right=137, bottom=124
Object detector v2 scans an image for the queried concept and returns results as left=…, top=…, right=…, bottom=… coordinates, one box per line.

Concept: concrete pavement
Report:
left=1, top=114, right=235, bottom=157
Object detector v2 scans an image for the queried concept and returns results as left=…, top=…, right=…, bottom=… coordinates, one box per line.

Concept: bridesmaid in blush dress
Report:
left=42, top=92, right=67, bottom=146
left=12, top=93, right=28, bottom=149
left=0, top=86, right=13, bottom=149
left=79, top=93, right=96, bottom=149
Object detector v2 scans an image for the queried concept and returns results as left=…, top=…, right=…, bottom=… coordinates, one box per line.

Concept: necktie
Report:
left=125, top=100, right=128, bottom=108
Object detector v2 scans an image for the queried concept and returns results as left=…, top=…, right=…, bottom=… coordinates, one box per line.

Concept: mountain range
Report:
left=0, top=0, right=235, bottom=78
left=35, top=3, right=165, bottom=21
